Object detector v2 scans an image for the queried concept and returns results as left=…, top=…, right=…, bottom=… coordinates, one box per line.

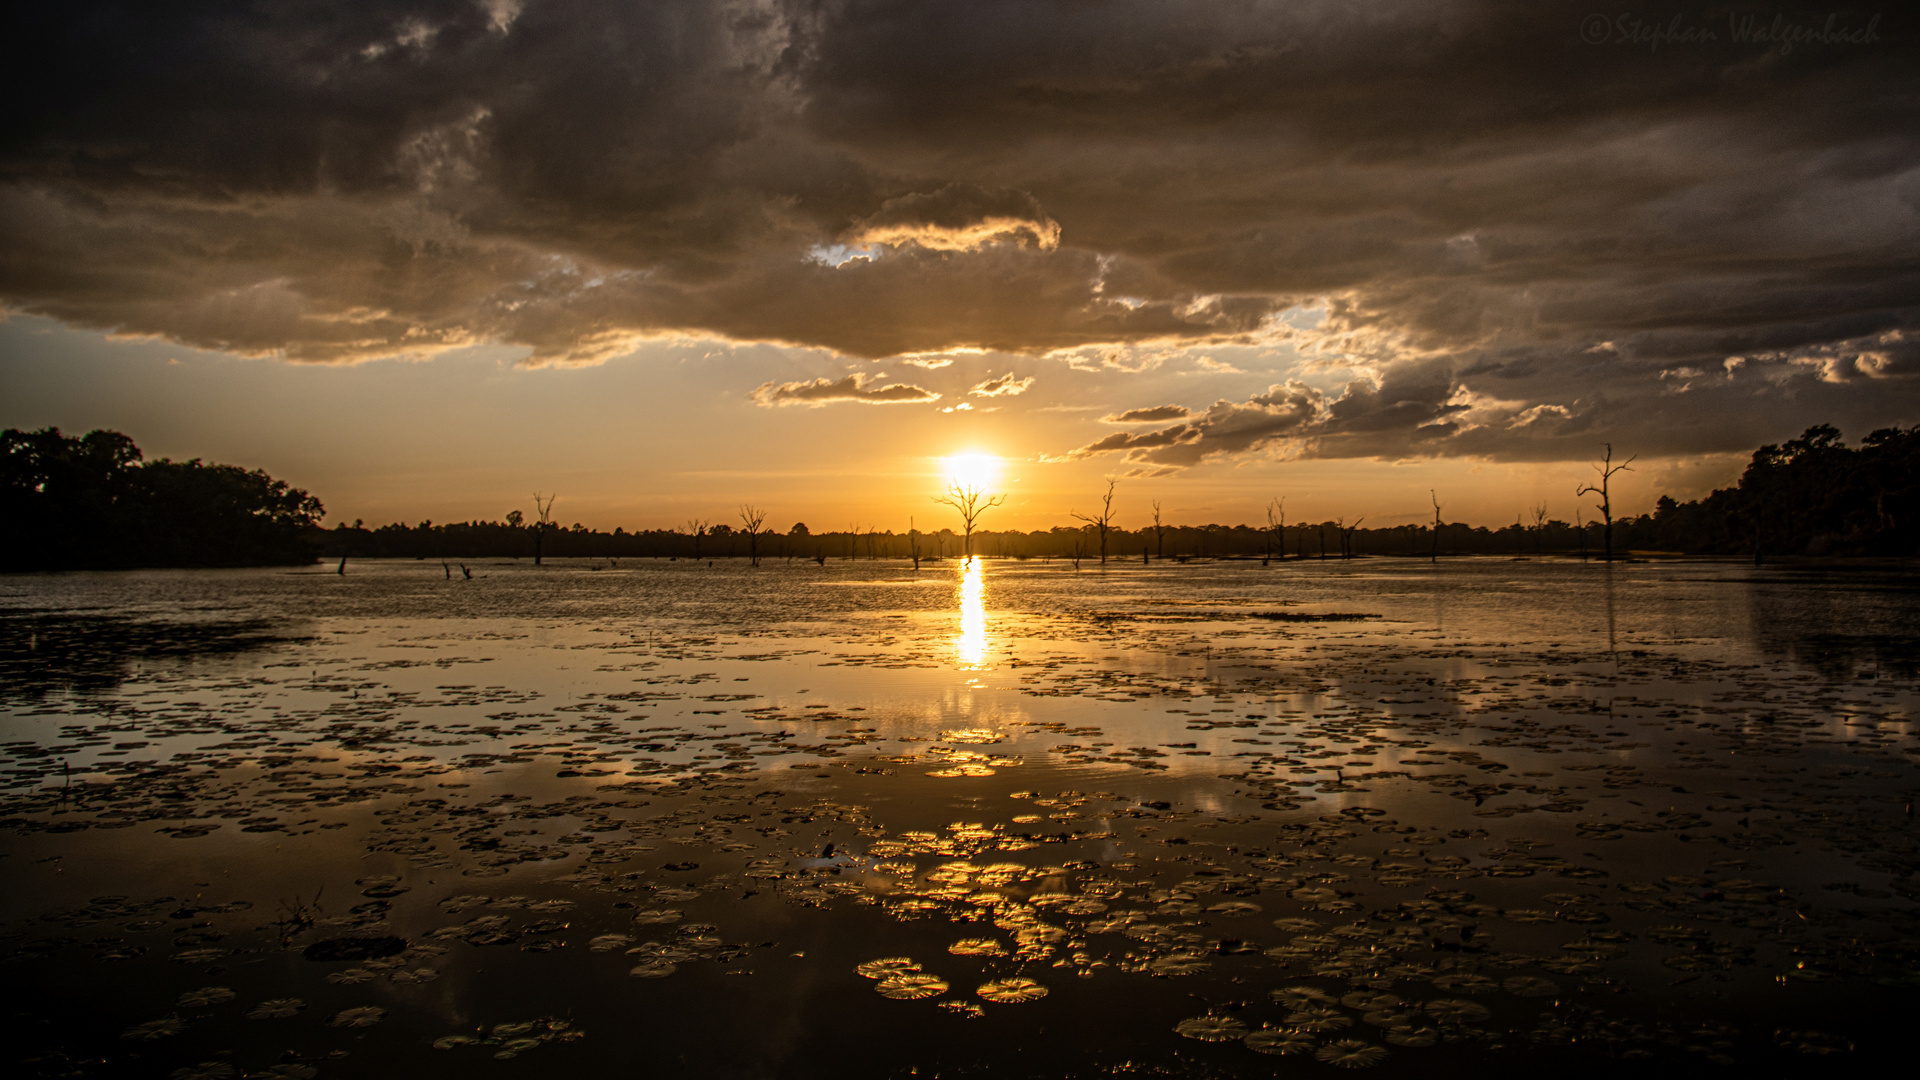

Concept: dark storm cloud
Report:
left=749, top=373, right=938, bottom=407
left=3, top=1, right=1916, bottom=459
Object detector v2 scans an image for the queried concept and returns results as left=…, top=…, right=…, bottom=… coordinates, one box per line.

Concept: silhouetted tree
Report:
left=933, top=480, right=1005, bottom=558
left=1, top=427, right=321, bottom=569
left=1070, top=479, right=1119, bottom=564
left=1576, top=443, right=1635, bottom=561
left=1150, top=499, right=1167, bottom=560
left=530, top=492, right=558, bottom=565
left=739, top=505, right=767, bottom=567
left=1265, top=497, right=1286, bottom=564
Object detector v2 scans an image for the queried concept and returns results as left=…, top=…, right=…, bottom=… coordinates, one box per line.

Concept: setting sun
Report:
left=941, top=452, right=1003, bottom=492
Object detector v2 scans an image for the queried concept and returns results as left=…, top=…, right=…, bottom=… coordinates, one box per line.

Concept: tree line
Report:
left=2, top=428, right=323, bottom=569
left=4, top=424, right=1913, bottom=571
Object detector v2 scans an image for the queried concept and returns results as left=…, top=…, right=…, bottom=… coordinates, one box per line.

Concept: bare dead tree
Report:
left=1070, top=479, right=1120, bottom=564
left=908, top=515, right=922, bottom=571
left=1150, top=499, right=1167, bottom=560
left=739, top=505, right=767, bottom=567
left=845, top=522, right=858, bottom=561
left=1575, top=443, right=1636, bottom=562
left=1531, top=502, right=1549, bottom=555
left=1265, top=496, right=1286, bottom=565
left=1430, top=490, right=1443, bottom=563
left=532, top=492, right=557, bottom=565
left=684, top=518, right=707, bottom=560
left=933, top=480, right=1006, bottom=558
left=1340, top=517, right=1364, bottom=559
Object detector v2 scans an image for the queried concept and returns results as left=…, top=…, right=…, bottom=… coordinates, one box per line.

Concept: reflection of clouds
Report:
left=955, top=556, right=988, bottom=668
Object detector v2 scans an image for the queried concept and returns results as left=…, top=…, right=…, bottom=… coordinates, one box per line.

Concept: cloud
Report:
left=968, top=372, right=1034, bottom=397
left=0, top=1, right=1914, bottom=457
left=749, top=373, right=939, bottom=407
left=1102, top=405, right=1192, bottom=423
left=845, top=184, right=1061, bottom=252
left=1066, top=423, right=1201, bottom=459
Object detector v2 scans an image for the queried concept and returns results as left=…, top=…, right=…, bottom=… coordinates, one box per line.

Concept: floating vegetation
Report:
left=1315, top=1039, right=1389, bottom=1068
left=121, top=1018, right=184, bottom=1040
left=1148, top=952, right=1211, bottom=976
left=1174, top=1015, right=1248, bottom=1041
left=1285, top=1006, right=1354, bottom=1033
left=1384, top=1027, right=1440, bottom=1048
left=977, top=978, right=1048, bottom=1003
left=1429, top=972, right=1497, bottom=994
left=856, top=958, right=921, bottom=979
left=1270, top=985, right=1337, bottom=1008
left=1245, top=1027, right=1317, bottom=1055
left=1424, top=999, right=1491, bottom=1024
left=1502, top=976, right=1559, bottom=998
left=948, top=938, right=1006, bottom=956
left=244, top=998, right=306, bottom=1020
left=327, top=1006, right=388, bottom=1028
left=174, top=986, right=235, bottom=1007
left=876, top=974, right=949, bottom=1000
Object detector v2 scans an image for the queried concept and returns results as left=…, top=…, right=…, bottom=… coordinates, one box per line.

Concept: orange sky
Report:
left=2, top=316, right=1750, bottom=533
left=4, top=5, right=1911, bottom=522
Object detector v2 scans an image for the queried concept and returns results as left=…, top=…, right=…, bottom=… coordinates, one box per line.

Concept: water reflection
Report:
left=954, top=555, right=990, bottom=667
left=0, top=611, right=300, bottom=703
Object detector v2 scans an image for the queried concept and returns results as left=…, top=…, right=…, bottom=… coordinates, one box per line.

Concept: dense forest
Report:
left=1, top=428, right=323, bottom=569
left=4, top=424, right=1915, bottom=571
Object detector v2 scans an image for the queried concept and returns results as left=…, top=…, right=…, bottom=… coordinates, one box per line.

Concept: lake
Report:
left=3, top=556, right=1917, bottom=1077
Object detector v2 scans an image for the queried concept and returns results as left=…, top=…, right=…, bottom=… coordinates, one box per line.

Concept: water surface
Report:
left=4, top=556, right=1917, bottom=1077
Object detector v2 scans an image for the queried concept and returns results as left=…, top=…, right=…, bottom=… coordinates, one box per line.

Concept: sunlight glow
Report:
left=954, top=555, right=989, bottom=668
left=943, top=452, right=1003, bottom=492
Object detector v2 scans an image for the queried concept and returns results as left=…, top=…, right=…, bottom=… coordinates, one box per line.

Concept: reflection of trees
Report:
left=1748, top=572, right=1920, bottom=681
left=0, top=612, right=301, bottom=703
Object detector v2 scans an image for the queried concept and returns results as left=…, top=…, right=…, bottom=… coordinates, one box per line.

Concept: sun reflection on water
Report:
left=954, top=556, right=989, bottom=667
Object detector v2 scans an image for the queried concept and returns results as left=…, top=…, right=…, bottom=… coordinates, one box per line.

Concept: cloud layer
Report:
left=749, top=373, right=938, bottom=407
left=3, top=1, right=1915, bottom=460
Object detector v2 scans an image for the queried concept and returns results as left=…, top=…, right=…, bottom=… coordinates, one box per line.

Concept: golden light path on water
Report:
left=954, top=555, right=989, bottom=667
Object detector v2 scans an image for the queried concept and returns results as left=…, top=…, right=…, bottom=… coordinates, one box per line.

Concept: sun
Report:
left=942, top=452, right=1003, bottom=491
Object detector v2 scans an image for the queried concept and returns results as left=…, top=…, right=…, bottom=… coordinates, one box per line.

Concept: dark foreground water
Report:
left=3, top=556, right=1917, bottom=1079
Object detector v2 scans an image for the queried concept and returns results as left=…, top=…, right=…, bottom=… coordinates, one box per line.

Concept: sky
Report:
left=2, top=2, right=1915, bottom=533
